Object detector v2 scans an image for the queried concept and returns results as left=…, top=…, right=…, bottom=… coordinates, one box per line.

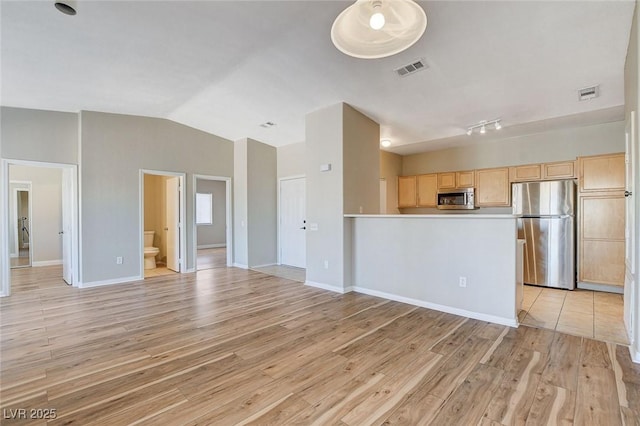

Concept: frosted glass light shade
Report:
left=331, top=0, right=427, bottom=59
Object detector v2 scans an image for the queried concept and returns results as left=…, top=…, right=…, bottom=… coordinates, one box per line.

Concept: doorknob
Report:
left=300, top=226, right=306, bottom=230
left=625, top=191, right=633, bottom=197
left=58, top=231, right=64, bottom=235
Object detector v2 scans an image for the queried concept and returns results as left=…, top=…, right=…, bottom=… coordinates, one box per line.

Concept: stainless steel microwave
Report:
left=437, top=188, right=477, bottom=210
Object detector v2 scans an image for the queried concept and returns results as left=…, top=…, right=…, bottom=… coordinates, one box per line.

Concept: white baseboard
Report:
left=184, top=268, right=196, bottom=273
left=79, top=275, right=142, bottom=289
left=251, top=263, right=277, bottom=269
left=197, top=244, right=226, bottom=249
left=33, top=259, right=62, bottom=267
left=577, top=282, right=624, bottom=294
left=233, top=263, right=248, bottom=269
left=350, top=286, right=519, bottom=328
left=305, top=280, right=351, bottom=294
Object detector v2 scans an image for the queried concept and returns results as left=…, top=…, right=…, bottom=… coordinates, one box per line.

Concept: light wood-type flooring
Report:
left=520, top=285, right=628, bottom=345
left=197, top=247, right=227, bottom=271
left=2, top=265, right=639, bottom=425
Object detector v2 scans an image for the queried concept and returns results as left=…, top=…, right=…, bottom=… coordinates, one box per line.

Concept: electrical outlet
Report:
left=116, top=256, right=123, bottom=265
left=459, top=276, right=467, bottom=288
left=324, top=260, right=329, bottom=269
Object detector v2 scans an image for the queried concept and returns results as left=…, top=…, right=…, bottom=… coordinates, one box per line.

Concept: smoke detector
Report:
left=259, top=121, right=276, bottom=128
left=578, top=85, right=599, bottom=101
left=394, top=59, right=428, bottom=77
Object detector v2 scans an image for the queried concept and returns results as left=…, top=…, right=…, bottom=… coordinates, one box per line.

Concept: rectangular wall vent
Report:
left=578, top=85, right=599, bottom=101
left=394, top=59, right=428, bottom=77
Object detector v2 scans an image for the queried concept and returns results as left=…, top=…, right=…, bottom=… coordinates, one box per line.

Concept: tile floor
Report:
left=520, top=285, right=629, bottom=344
left=144, top=265, right=176, bottom=278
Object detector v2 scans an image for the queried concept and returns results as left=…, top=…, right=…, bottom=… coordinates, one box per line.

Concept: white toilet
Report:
left=144, top=231, right=160, bottom=269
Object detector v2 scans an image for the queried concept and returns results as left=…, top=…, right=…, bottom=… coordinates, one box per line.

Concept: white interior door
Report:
left=166, top=177, right=181, bottom=272
left=280, top=177, right=306, bottom=268
left=624, top=111, right=636, bottom=339
left=61, top=169, right=73, bottom=284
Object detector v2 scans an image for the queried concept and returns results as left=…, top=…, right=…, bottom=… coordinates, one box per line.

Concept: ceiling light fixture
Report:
left=54, top=1, right=76, bottom=15
left=466, top=119, right=502, bottom=136
left=369, top=1, right=385, bottom=30
left=331, top=0, right=427, bottom=59
left=380, top=139, right=392, bottom=148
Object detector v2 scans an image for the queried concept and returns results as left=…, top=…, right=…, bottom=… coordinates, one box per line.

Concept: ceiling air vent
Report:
left=578, top=85, right=599, bottom=101
left=394, top=59, right=428, bottom=77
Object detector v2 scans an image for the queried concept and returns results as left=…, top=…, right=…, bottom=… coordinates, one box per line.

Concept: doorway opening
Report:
left=1, top=160, right=78, bottom=297
left=141, top=170, right=185, bottom=279
left=193, top=175, right=232, bottom=271
left=267, top=175, right=306, bottom=283
left=10, top=182, right=32, bottom=268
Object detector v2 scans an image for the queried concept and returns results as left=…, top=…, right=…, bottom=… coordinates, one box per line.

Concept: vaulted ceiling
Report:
left=1, top=1, right=635, bottom=154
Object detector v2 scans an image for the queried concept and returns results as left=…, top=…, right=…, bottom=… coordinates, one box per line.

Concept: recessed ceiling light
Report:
left=54, top=1, right=76, bottom=15
left=380, top=139, right=392, bottom=148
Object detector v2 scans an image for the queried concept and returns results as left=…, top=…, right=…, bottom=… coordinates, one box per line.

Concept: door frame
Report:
left=11, top=182, right=33, bottom=267
left=1, top=159, right=79, bottom=297
left=623, top=111, right=638, bottom=347
left=192, top=175, right=233, bottom=268
left=277, top=174, right=305, bottom=266
left=140, top=169, right=186, bottom=277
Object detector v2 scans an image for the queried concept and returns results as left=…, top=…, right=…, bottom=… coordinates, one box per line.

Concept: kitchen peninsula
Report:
left=345, top=214, right=520, bottom=327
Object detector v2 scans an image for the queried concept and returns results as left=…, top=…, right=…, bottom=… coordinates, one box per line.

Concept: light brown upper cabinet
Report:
left=456, top=171, right=475, bottom=188
left=397, top=176, right=417, bottom=208
left=510, top=164, right=542, bottom=182
left=437, top=172, right=456, bottom=190
left=437, top=171, right=474, bottom=190
left=543, top=161, right=575, bottom=180
left=475, top=167, right=510, bottom=206
left=578, top=153, right=625, bottom=192
left=417, top=174, right=438, bottom=207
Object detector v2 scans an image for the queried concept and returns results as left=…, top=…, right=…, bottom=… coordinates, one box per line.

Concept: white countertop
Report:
left=345, top=214, right=520, bottom=219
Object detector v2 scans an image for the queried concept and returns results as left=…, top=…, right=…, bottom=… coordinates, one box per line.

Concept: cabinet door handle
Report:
left=625, top=191, right=633, bottom=197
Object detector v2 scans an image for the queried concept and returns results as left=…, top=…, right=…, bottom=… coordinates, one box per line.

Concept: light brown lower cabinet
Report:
left=578, top=193, right=625, bottom=288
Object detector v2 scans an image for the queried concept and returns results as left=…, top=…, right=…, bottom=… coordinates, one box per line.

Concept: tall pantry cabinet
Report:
left=577, top=153, right=626, bottom=290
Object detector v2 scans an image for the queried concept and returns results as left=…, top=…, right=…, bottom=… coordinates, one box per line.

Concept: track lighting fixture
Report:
left=466, top=119, right=502, bottom=136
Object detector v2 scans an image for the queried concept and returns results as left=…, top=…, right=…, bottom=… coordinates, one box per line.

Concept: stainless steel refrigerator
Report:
left=512, top=179, right=576, bottom=289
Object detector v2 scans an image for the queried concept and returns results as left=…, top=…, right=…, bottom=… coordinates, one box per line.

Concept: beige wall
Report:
left=195, top=179, right=226, bottom=248
left=247, top=139, right=277, bottom=267
left=402, top=121, right=625, bottom=175
left=1, top=107, right=78, bottom=164
left=380, top=151, right=402, bottom=214
left=234, top=138, right=277, bottom=267
left=80, top=111, right=233, bottom=283
left=305, top=103, right=379, bottom=290
left=277, top=142, right=305, bottom=178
